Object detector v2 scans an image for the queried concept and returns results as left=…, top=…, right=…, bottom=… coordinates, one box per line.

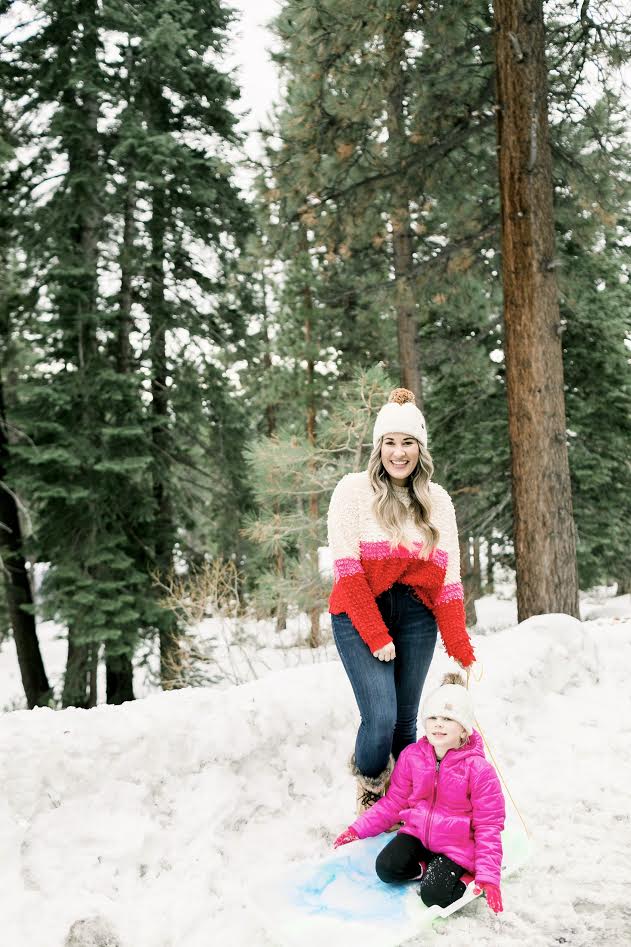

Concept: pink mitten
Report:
left=333, top=827, right=359, bottom=849
left=473, top=881, right=503, bottom=913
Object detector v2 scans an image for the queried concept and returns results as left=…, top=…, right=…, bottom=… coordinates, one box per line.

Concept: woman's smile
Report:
left=381, top=433, right=420, bottom=485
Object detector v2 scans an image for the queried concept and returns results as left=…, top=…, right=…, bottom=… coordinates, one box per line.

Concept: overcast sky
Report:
left=228, top=1, right=282, bottom=139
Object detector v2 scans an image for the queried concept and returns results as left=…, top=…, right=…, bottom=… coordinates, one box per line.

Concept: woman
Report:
left=327, top=388, right=475, bottom=814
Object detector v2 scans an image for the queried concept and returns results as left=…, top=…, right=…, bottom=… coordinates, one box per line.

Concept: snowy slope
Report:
left=1, top=610, right=631, bottom=947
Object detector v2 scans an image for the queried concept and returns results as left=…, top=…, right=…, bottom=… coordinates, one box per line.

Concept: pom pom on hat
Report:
left=388, top=387, right=416, bottom=405
left=373, top=387, right=428, bottom=448
left=421, top=673, right=474, bottom=735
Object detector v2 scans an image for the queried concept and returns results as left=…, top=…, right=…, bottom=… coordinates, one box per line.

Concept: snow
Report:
left=2, top=596, right=631, bottom=946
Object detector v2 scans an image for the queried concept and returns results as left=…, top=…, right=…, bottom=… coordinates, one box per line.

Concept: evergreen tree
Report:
left=262, top=0, right=631, bottom=608
left=1, top=0, right=251, bottom=701
left=1, top=0, right=141, bottom=707
left=244, top=367, right=392, bottom=639
left=0, top=124, right=53, bottom=707
left=103, top=0, right=252, bottom=684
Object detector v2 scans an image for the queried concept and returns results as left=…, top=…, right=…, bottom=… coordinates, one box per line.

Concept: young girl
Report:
left=334, top=674, right=505, bottom=914
left=327, top=388, right=475, bottom=813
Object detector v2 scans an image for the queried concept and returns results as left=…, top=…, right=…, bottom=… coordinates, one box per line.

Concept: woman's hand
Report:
left=333, top=827, right=359, bottom=849
left=373, top=642, right=396, bottom=662
left=473, top=881, right=503, bottom=913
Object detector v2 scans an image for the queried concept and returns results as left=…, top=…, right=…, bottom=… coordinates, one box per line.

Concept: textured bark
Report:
left=0, top=378, right=52, bottom=708
left=259, top=282, right=287, bottom=631
left=472, top=537, right=482, bottom=600
left=87, top=643, right=98, bottom=708
left=485, top=538, right=495, bottom=594
left=301, top=257, right=323, bottom=649
left=494, top=0, right=579, bottom=620
left=63, top=633, right=91, bottom=708
left=617, top=576, right=631, bottom=596
left=460, top=537, right=479, bottom=628
left=106, top=650, right=135, bottom=704
left=145, top=86, right=180, bottom=687
left=385, top=26, right=423, bottom=407
left=149, top=179, right=179, bottom=687
left=61, top=5, right=102, bottom=708
left=116, top=175, right=136, bottom=375
left=105, top=144, right=137, bottom=704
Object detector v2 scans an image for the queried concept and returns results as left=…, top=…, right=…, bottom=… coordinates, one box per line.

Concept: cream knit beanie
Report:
left=421, top=673, right=475, bottom=735
left=372, top=388, right=428, bottom=448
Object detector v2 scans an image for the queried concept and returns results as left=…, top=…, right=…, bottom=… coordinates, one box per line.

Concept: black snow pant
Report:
left=375, top=833, right=467, bottom=909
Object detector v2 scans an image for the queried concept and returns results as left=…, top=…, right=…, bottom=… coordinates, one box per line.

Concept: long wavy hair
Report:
left=367, top=437, right=440, bottom=553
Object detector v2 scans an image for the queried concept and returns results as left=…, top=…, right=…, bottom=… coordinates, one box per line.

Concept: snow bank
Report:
left=1, top=610, right=631, bottom=947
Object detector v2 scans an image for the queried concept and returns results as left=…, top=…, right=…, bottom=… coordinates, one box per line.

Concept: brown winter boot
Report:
left=350, top=754, right=395, bottom=816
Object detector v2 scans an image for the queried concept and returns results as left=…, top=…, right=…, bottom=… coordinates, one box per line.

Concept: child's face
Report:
left=424, top=715, right=467, bottom=755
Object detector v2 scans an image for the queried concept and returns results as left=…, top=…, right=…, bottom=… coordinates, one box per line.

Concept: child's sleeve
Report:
left=470, top=763, right=506, bottom=887
left=349, top=748, right=414, bottom=838
left=327, top=476, right=392, bottom=653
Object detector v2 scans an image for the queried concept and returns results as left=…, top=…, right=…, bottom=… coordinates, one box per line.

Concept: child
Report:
left=334, top=673, right=505, bottom=913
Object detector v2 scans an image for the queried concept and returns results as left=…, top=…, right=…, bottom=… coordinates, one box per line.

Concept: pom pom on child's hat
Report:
left=372, top=388, right=428, bottom=448
left=421, top=673, right=475, bottom=735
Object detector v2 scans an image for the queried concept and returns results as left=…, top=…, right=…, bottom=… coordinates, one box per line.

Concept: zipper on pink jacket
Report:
left=426, top=757, right=441, bottom=849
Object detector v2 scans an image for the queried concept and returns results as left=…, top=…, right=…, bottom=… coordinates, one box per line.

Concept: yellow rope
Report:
left=465, top=662, right=531, bottom=838
left=474, top=714, right=531, bottom=839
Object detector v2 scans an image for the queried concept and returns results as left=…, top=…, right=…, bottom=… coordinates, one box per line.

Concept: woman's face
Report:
left=380, top=433, right=420, bottom=486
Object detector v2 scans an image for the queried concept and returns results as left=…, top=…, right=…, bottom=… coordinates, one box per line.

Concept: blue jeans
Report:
left=331, top=584, right=437, bottom=778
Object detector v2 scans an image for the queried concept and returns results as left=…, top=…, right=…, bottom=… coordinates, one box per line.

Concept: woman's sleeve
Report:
left=432, top=492, right=475, bottom=667
left=327, top=476, right=392, bottom=653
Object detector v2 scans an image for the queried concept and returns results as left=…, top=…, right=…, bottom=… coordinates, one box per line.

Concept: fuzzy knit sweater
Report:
left=327, top=471, right=475, bottom=666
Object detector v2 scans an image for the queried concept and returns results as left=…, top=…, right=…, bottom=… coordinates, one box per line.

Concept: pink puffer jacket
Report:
left=350, top=731, right=505, bottom=885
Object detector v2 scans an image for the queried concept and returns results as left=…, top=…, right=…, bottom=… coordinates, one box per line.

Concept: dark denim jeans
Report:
left=331, top=583, right=437, bottom=779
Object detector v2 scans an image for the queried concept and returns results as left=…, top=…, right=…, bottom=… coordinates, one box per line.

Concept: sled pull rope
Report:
left=465, top=664, right=483, bottom=688
left=474, top=716, right=530, bottom=838
left=466, top=664, right=531, bottom=839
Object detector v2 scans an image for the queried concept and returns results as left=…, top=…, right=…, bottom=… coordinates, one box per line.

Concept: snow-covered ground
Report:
left=1, top=594, right=631, bottom=947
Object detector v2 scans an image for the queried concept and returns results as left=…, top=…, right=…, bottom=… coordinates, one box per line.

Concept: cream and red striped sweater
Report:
left=327, top=471, right=475, bottom=667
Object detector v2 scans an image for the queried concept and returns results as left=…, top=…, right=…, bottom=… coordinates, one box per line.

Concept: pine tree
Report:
left=103, top=0, right=252, bottom=684
left=244, top=367, right=392, bottom=639
left=0, top=135, right=53, bottom=706
left=1, top=0, right=140, bottom=707
left=1, top=0, right=251, bottom=702
left=264, top=0, right=631, bottom=610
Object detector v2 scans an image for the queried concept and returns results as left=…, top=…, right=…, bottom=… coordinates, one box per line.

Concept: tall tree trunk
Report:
left=148, top=161, right=179, bottom=687
left=63, top=632, right=90, bottom=708
left=87, top=642, right=98, bottom=708
left=385, top=25, right=423, bottom=407
left=485, top=537, right=495, bottom=594
left=493, top=0, right=579, bottom=620
left=302, top=264, right=322, bottom=649
left=616, top=576, right=631, bottom=596
left=116, top=173, right=136, bottom=376
left=0, top=376, right=52, bottom=708
left=105, top=158, right=137, bottom=704
left=62, top=13, right=102, bottom=707
left=105, top=649, right=135, bottom=704
left=261, top=274, right=287, bottom=632
left=460, top=536, right=478, bottom=627
left=472, top=537, right=482, bottom=600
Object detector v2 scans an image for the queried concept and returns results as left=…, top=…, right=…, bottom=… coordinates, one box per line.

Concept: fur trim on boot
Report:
left=350, top=754, right=395, bottom=816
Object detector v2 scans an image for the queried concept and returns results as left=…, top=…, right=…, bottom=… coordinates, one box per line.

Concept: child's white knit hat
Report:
left=373, top=388, right=428, bottom=448
left=421, top=673, right=474, bottom=735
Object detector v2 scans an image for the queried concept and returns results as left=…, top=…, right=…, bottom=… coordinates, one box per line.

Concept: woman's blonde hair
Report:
left=367, top=437, right=440, bottom=552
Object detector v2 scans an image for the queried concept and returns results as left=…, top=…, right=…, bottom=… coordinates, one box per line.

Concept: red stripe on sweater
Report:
left=329, top=555, right=474, bottom=666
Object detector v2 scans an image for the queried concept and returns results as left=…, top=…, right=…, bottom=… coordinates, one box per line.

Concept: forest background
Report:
left=1, top=0, right=630, bottom=711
